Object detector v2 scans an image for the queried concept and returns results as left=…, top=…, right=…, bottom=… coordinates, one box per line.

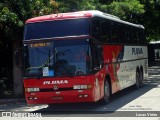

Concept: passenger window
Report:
left=101, top=21, right=111, bottom=43
left=92, top=42, right=103, bottom=72
left=92, top=19, right=102, bottom=41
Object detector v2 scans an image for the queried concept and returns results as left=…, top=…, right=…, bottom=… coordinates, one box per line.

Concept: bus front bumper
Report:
left=25, top=90, right=95, bottom=104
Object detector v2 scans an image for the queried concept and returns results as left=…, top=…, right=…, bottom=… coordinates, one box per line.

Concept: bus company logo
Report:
left=53, top=85, right=58, bottom=90
left=132, top=48, right=143, bottom=55
left=43, top=80, right=68, bottom=85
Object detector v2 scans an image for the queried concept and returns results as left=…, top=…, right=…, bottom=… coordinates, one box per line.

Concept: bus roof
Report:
left=26, top=10, right=144, bottom=29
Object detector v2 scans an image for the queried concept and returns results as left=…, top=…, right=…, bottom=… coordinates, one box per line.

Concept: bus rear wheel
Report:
left=135, top=70, right=143, bottom=89
left=101, top=79, right=110, bottom=104
left=139, top=70, right=143, bottom=87
left=136, top=71, right=140, bottom=89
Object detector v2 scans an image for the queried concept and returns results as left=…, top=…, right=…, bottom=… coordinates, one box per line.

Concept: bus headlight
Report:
left=73, top=85, right=92, bottom=90
left=25, top=88, right=40, bottom=92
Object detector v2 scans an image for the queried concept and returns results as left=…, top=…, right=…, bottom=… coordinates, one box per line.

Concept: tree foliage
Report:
left=105, top=0, right=145, bottom=21
left=141, top=0, right=160, bottom=41
left=0, top=1, right=23, bottom=42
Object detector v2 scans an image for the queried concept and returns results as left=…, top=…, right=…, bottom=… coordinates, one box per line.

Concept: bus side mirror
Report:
left=94, top=66, right=100, bottom=71
left=100, top=61, right=104, bottom=69
left=94, top=61, right=103, bottom=71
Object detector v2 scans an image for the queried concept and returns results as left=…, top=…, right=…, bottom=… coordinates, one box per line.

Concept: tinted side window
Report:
left=91, top=42, right=103, bottom=72
left=101, top=20, right=111, bottom=43
left=110, top=21, right=118, bottom=43
left=92, top=19, right=102, bottom=41
left=101, top=20, right=120, bottom=44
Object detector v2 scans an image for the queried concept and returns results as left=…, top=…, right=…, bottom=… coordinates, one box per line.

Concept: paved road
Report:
left=0, top=64, right=160, bottom=120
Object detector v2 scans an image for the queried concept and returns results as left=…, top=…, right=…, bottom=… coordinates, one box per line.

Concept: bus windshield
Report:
left=24, top=39, right=92, bottom=77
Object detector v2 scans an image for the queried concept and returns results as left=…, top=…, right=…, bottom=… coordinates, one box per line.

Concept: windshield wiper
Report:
left=42, top=55, right=54, bottom=67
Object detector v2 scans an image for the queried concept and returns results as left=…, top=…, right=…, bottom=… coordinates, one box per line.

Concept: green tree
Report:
left=0, top=0, right=58, bottom=97
left=140, top=0, right=160, bottom=41
left=105, top=0, right=145, bottom=21
left=57, top=0, right=100, bottom=12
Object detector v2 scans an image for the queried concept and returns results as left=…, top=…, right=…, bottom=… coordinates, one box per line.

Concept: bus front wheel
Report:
left=101, top=79, right=110, bottom=104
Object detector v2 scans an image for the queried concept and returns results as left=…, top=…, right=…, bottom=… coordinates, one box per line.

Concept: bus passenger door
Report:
left=92, top=43, right=105, bottom=101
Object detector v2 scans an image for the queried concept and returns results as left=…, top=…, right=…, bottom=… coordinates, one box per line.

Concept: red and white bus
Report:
left=23, top=10, right=148, bottom=104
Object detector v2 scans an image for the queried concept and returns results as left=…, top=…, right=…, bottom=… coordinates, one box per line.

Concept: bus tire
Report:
left=135, top=70, right=140, bottom=89
left=139, top=70, right=143, bottom=87
left=101, top=79, right=110, bottom=105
